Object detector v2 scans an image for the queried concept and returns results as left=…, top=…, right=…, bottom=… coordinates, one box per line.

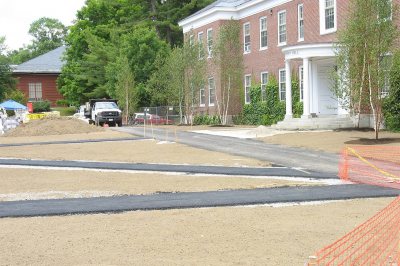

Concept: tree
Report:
left=29, top=17, right=67, bottom=55
left=113, top=56, right=136, bottom=124
left=9, top=17, right=67, bottom=64
left=335, top=0, right=399, bottom=139
left=212, top=20, right=244, bottom=125
left=0, top=36, right=16, bottom=101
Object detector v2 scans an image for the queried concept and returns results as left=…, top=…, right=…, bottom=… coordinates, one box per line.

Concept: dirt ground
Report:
left=0, top=197, right=393, bottom=265
left=0, top=138, right=270, bottom=167
left=0, top=168, right=315, bottom=201
left=0, top=118, right=398, bottom=265
left=4, top=117, right=104, bottom=137
left=260, top=129, right=400, bottom=153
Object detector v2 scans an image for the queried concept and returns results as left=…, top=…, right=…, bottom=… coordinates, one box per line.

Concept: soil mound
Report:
left=3, top=117, right=104, bottom=137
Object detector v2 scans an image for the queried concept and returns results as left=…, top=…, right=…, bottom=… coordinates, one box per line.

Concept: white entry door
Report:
left=317, top=64, right=338, bottom=115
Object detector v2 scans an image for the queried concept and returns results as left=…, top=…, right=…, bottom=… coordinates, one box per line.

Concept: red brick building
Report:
left=13, top=46, right=66, bottom=107
left=179, top=0, right=390, bottom=128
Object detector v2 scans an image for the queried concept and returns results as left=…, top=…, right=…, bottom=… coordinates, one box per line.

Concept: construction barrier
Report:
left=308, top=196, right=400, bottom=265
left=339, top=146, right=400, bottom=189
left=307, top=146, right=400, bottom=265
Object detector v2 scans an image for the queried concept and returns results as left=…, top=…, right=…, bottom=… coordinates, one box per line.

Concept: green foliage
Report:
left=0, top=36, right=16, bottom=101
left=193, top=114, right=221, bottom=125
left=33, top=101, right=51, bottom=113
left=291, top=74, right=303, bottom=118
left=335, top=0, right=399, bottom=137
left=4, top=89, right=27, bottom=105
left=383, top=50, right=400, bottom=131
left=52, top=106, right=77, bottom=116
left=56, top=99, right=69, bottom=107
left=58, top=0, right=212, bottom=108
left=235, top=75, right=301, bottom=126
left=213, top=20, right=244, bottom=124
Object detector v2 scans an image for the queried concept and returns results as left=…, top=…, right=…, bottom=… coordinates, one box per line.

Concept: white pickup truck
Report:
left=84, top=99, right=122, bottom=127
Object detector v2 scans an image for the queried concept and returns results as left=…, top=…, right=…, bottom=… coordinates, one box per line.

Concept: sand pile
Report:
left=3, top=117, right=104, bottom=137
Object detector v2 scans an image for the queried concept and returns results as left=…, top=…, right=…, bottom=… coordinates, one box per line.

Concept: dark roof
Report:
left=13, top=46, right=66, bottom=74
left=182, top=0, right=252, bottom=22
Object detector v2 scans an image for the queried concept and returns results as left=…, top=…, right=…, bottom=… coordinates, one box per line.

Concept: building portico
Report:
left=282, top=43, right=349, bottom=119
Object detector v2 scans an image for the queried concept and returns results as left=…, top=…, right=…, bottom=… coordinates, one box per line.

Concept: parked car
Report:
left=134, top=113, right=172, bottom=125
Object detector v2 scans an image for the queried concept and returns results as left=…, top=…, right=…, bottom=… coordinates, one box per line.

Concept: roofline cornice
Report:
left=179, top=0, right=293, bottom=33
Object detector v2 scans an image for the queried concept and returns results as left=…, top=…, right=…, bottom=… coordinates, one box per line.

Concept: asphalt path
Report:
left=115, top=127, right=340, bottom=176
left=0, top=184, right=398, bottom=218
left=0, top=137, right=143, bottom=147
left=0, top=158, right=336, bottom=179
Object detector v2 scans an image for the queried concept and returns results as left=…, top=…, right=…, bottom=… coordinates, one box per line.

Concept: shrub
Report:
left=33, top=101, right=51, bottom=113
left=383, top=50, right=400, bottom=131
left=56, top=99, right=69, bottom=107
left=193, top=114, right=221, bottom=125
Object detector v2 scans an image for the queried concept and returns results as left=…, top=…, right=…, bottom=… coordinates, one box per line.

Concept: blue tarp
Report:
left=0, top=100, right=27, bottom=110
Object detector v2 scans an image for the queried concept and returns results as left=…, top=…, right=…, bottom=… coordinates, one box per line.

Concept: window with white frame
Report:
left=28, top=83, right=42, bottom=101
left=279, top=69, right=286, bottom=101
left=207, top=28, right=213, bottom=58
left=261, top=72, right=268, bottom=101
left=260, top=17, right=268, bottom=49
left=189, top=34, right=194, bottom=46
left=245, top=75, right=251, bottom=104
left=299, top=66, right=304, bottom=101
left=243, top=23, right=251, bottom=53
left=278, top=11, right=287, bottom=45
left=208, top=77, right=215, bottom=106
left=200, top=86, right=206, bottom=106
left=319, top=0, right=336, bottom=34
left=198, top=32, right=204, bottom=59
left=298, top=4, right=304, bottom=41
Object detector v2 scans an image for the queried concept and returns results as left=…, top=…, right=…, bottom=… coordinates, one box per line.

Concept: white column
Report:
left=285, top=59, right=292, bottom=119
left=302, top=57, right=311, bottom=118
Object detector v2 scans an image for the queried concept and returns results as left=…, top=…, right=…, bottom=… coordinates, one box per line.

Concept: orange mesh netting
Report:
left=307, top=146, right=400, bottom=265
left=339, top=146, right=400, bottom=190
left=308, top=196, right=400, bottom=265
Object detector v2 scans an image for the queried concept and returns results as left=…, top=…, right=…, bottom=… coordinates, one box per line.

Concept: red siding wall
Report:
left=14, top=74, right=63, bottom=106
left=185, top=0, right=353, bottom=115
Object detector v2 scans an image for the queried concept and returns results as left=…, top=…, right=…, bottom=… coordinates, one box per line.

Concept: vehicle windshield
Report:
left=96, top=102, right=118, bottom=109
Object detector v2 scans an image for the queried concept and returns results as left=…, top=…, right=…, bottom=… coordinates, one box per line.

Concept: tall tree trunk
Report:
left=357, top=44, right=367, bottom=128
left=367, top=64, right=379, bottom=140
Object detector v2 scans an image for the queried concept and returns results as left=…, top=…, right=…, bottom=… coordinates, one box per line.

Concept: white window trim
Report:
left=261, top=71, right=268, bottom=101
left=319, top=0, right=337, bottom=35
left=200, top=86, right=206, bottom=107
left=243, top=22, right=251, bottom=54
left=277, top=10, right=287, bottom=47
left=207, top=28, right=213, bottom=58
left=278, top=69, right=286, bottom=101
left=198, top=31, right=204, bottom=59
left=299, top=66, right=304, bottom=102
left=244, top=74, right=251, bottom=104
left=298, top=4, right=304, bottom=42
left=208, top=77, right=215, bottom=106
left=259, top=16, right=268, bottom=50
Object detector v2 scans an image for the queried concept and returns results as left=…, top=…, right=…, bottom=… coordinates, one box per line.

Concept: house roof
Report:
left=13, top=46, right=66, bottom=74
left=178, top=0, right=255, bottom=32
left=189, top=0, right=252, bottom=18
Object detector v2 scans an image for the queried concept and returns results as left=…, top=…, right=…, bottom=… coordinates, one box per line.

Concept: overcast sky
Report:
left=0, top=0, right=86, bottom=51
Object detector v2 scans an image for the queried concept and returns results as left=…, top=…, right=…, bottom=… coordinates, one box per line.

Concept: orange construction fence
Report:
left=307, top=196, right=400, bottom=265
left=307, top=146, right=400, bottom=265
left=339, top=146, right=400, bottom=190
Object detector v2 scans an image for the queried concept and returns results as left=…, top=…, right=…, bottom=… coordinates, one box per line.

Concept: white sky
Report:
left=0, top=0, right=86, bottom=51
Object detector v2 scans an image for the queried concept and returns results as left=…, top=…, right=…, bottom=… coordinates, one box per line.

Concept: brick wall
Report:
left=14, top=74, right=63, bottom=106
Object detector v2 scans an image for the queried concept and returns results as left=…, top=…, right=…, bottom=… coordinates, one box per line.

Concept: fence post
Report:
left=307, top=255, right=317, bottom=266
